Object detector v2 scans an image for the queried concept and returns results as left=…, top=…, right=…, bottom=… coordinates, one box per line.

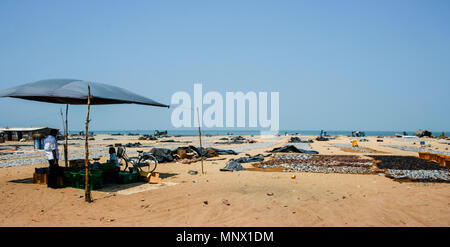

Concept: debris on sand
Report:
left=188, top=170, right=198, bottom=175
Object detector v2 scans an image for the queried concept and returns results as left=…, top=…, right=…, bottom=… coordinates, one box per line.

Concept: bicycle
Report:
left=116, top=146, right=158, bottom=173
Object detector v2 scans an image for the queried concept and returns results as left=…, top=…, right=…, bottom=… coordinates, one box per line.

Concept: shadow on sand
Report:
left=9, top=178, right=34, bottom=184
left=98, top=172, right=178, bottom=193
left=8, top=173, right=179, bottom=193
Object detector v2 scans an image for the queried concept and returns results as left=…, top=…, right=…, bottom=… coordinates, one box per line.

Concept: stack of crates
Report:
left=78, top=170, right=103, bottom=190
left=63, top=169, right=80, bottom=188
left=118, top=171, right=139, bottom=184
left=65, top=170, right=103, bottom=190
left=99, top=163, right=119, bottom=185
left=99, top=162, right=116, bottom=171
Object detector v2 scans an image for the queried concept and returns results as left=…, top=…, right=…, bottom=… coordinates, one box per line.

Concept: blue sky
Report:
left=0, top=0, right=449, bottom=132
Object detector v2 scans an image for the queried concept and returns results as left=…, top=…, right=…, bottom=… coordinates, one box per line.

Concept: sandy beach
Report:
left=0, top=134, right=449, bottom=227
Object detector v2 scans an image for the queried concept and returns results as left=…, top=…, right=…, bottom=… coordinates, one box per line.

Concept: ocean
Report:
left=68, top=129, right=448, bottom=137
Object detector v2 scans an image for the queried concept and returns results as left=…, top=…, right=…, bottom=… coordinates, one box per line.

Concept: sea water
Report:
left=69, top=129, right=447, bottom=137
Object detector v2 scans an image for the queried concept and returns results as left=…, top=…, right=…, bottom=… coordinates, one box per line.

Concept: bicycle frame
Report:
left=116, top=146, right=158, bottom=173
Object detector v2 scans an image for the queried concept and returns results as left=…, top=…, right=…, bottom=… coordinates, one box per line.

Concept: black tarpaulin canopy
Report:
left=0, top=79, right=169, bottom=107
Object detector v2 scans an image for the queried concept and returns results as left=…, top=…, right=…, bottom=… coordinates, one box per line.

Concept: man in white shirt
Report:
left=44, top=129, right=60, bottom=188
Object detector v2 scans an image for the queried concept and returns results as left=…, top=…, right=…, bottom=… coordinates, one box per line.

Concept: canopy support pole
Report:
left=59, top=105, right=69, bottom=168
left=64, top=104, right=69, bottom=168
left=85, top=86, right=92, bottom=203
left=196, top=107, right=204, bottom=174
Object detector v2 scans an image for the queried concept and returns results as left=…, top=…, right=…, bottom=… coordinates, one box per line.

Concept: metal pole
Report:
left=196, top=108, right=204, bottom=174
left=84, top=86, right=92, bottom=202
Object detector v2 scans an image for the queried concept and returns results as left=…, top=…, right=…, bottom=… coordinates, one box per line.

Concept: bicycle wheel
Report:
left=128, top=157, right=140, bottom=172
left=119, top=157, right=129, bottom=171
left=140, top=155, right=158, bottom=173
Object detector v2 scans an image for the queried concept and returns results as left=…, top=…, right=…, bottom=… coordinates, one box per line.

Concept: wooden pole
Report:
left=196, top=107, right=204, bottom=174
left=59, top=108, right=67, bottom=167
left=59, top=105, right=69, bottom=168
left=84, top=86, right=92, bottom=203
left=64, top=104, right=69, bottom=168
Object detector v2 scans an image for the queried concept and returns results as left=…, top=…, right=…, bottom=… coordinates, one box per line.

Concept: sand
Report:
left=0, top=134, right=449, bottom=226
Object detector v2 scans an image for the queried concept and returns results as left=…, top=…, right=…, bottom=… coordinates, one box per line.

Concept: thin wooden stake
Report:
left=196, top=107, right=204, bottom=174
left=59, top=108, right=67, bottom=167
left=85, top=86, right=92, bottom=203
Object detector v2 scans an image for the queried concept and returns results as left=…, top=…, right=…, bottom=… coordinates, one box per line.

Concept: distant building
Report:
left=0, top=127, right=59, bottom=141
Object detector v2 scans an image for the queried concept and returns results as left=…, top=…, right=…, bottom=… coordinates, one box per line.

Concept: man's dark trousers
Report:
left=47, top=159, right=59, bottom=188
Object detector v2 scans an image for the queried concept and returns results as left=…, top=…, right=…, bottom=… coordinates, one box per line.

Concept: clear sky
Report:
left=0, top=0, right=449, bottom=132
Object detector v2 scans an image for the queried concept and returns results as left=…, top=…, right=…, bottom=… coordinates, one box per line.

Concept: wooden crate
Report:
left=33, top=173, right=47, bottom=185
left=139, top=171, right=152, bottom=182
left=139, top=171, right=161, bottom=184
left=149, top=173, right=162, bottom=184
left=32, top=173, right=64, bottom=186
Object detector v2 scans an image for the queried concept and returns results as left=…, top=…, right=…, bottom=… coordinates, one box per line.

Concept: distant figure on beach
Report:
left=44, top=129, right=60, bottom=189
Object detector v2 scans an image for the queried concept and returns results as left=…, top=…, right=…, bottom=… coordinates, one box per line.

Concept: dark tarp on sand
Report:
left=172, top=146, right=211, bottom=158
left=147, top=148, right=174, bottom=163
left=289, top=137, right=313, bottom=143
left=148, top=146, right=239, bottom=163
left=267, top=145, right=319, bottom=154
left=220, top=154, right=268, bottom=172
left=207, top=147, right=238, bottom=155
left=220, top=160, right=246, bottom=171
left=234, top=154, right=266, bottom=163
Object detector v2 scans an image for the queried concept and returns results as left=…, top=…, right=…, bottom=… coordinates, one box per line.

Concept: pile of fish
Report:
left=257, top=154, right=373, bottom=174
left=0, top=147, right=108, bottom=168
left=385, top=169, right=450, bottom=182
left=216, top=142, right=279, bottom=152
left=369, top=155, right=450, bottom=182
left=0, top=150, right=45, bottom=161
left=0, top=152, right=104, bottom=168
left=385, top=145, right=450, bottom=156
